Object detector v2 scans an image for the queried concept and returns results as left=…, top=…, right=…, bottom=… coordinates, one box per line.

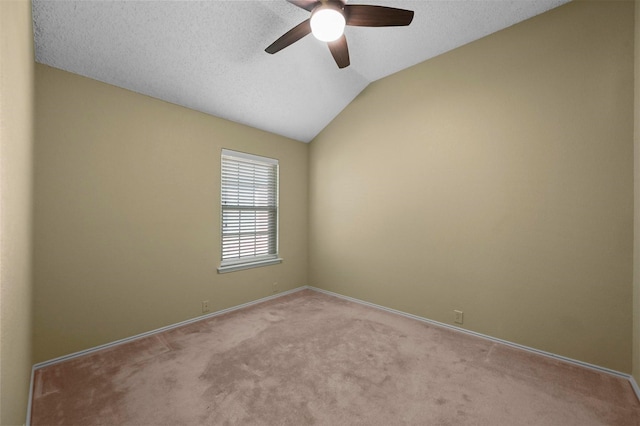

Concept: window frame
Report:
left=217, top=149, right=282, bottom=274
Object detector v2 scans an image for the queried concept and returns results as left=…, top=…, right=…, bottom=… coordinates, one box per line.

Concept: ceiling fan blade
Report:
left=286, top=0, right=317, bottom=12
left=265, top=19, right=312, bottom=54
left=344, top=5, right=414, bottom=27
left=327, top=35, right=350, bottom=69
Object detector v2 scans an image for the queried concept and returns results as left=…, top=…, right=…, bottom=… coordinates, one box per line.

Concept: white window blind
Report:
left=219, top=149, right=280, bottom=273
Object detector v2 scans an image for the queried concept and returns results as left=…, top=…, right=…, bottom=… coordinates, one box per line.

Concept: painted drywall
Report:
left=310, top=0, right=634, bottom=372
left=0, top=0, right=34, bottom=423
left=33, top=64, right=308, bottom=363
left=633, top=0, right=640, bottom=385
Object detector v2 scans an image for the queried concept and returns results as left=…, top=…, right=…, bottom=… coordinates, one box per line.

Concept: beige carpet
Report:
left=32, top=289, right=639, bottom=425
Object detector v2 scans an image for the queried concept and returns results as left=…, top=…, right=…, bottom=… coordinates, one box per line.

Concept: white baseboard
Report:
left=28, top=283, right=640, bottom=424
left=27, top=285, right=309, bottom=425
left=25, top=365, right=34, bottom=426
left=307, top=286, right=640, bottom=401
left=31, top=286, right=308, bottom=371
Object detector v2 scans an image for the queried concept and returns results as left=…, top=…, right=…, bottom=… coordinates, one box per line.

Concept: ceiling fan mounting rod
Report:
left=312, top=0, right=345, bottom=15
left=316, top=0, right=345, bottom=8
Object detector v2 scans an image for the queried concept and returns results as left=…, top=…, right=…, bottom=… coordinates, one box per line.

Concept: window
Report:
left=218, top=149, right=281, bottom=273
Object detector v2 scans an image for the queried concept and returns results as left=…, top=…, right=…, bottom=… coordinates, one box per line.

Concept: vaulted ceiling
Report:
left=32, top=0, right=571, bottom=142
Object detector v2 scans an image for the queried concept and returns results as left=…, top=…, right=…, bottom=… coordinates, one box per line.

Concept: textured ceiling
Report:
left=32, top=0, right=571, bottom=143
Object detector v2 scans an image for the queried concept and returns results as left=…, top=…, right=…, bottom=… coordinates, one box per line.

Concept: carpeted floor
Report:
left=32, top=289, right=640, bottom=425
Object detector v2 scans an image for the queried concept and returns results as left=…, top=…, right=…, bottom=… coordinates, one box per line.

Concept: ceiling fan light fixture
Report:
left=266, top=0, right=415, bottom=69
left=310, top=6, right=346, bottom=42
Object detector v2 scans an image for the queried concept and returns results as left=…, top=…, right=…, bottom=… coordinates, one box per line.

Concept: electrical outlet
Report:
left=202, top=300, right=210, bottom=313
left=272, top=282, right=279, bottom=294
left=454, top=310, right=463, bottom=324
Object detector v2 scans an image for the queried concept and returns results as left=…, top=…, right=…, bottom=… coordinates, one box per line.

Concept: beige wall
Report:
left=0, top=0, right=34, bottom=424
left=33, top=65, right=308, bottom=363
left=310, top=1, right=634, bottom=372
left=633, top=0, right=640, bottom=384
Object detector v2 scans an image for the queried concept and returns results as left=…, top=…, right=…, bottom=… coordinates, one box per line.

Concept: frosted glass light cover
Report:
left=310, top=8, right=346, bottom=42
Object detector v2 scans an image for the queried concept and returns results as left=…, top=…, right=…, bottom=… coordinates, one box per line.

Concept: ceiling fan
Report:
left=265, top=0, right=414, bottom=69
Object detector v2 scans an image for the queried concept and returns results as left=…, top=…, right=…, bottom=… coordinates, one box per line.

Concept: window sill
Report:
left=217, top=258, right=283, bottom=274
